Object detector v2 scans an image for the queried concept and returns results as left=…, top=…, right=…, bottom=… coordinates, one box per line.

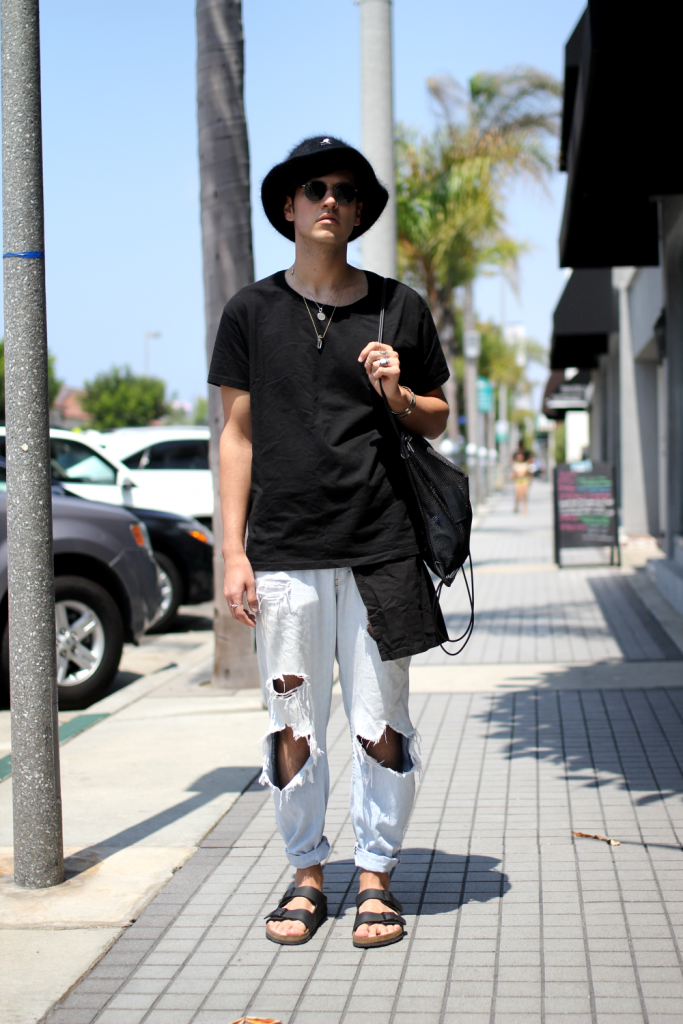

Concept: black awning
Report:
left=550, top=268, right=617, bottom=369
left=543, top=369, right=593, bottom=420
left=559, top=1, right=683, bottom=268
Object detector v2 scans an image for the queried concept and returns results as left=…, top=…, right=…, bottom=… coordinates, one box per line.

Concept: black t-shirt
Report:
left=208, top=270, right=449, bottom=571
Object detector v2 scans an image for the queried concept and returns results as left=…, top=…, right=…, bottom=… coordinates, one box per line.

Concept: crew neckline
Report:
left=280, top=269, right=374, bottom=309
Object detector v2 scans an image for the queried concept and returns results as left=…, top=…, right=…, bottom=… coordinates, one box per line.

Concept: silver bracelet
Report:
left=393, top=387, right=416, bottom=418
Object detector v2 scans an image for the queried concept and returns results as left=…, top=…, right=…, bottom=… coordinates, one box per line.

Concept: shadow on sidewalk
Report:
left=481, top=687, right=683, bottom=818
left=324, top=850, right=510, bottom=915
left=64, top=765, right=260, bottom=879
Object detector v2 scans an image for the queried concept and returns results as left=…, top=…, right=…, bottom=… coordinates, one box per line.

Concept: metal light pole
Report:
left=463, top=282, right=480, bottom=508
left=359, top=0, right=396, bottom=278
left=143, top=330, right=161, bottom=376
left=2, top=0, right=63, bottom=888
left=487, top=406, right=496, bottom=493
left=497, top=381, right=509, bottom=487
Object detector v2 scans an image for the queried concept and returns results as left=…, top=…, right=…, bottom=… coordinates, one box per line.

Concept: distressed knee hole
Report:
left=260, top=673, right=322, bottom=797
left=358, top=725, right=402, bottom=771
left=355, top=726, right=422, bottom=776
left=273, top=674, right=305, bottom=696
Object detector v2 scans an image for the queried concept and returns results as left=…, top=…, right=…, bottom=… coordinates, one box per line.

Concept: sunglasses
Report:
left=301, top=180, right=358, bottom=205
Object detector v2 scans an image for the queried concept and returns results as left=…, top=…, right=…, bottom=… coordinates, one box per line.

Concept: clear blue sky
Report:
left=0, top=0, right=584, bottom=405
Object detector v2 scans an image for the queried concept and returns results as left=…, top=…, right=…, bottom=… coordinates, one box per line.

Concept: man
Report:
left=208, top=136, right=449, bottom=948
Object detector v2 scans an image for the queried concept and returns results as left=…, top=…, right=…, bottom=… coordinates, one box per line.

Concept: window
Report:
left=122, top=449, right=147, bottom=469
left=50, top=439, right=117, bottom=484
left=130, top=439, right=209, bottom=470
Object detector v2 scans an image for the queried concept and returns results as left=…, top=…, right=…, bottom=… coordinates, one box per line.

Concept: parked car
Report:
left=92, top=426, right=213, bottom=525
left=113, top=506, right=213, bottom=632
left=0, top=432, right=215, bottom=627
left=0, top=427, right=137, bottom=507
left=0, top=488, right=162, bottom=706
left=49, top=480, right=214, bottom=633
left=0, top=425, right=213, bottom=524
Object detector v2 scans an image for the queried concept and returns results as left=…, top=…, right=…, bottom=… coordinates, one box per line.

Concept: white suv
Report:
left=93, top=426, right=213, bottom=523
left=0, top=425, right=213, bottom=523
left=0, top=427, right=136, bottom=507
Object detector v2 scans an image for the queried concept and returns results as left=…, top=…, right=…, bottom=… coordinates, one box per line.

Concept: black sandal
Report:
left=352, top=888, right=406, bottom=948
left=264, top=885, right=327, bottom=946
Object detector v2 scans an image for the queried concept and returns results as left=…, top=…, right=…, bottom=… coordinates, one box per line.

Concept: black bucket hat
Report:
left=261, top=135, right=389, bottom=242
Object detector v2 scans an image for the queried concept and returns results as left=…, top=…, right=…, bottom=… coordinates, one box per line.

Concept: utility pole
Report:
left=463, top=282, right=481, bottom=508
left=2, top=0, right=64, bottom=888
left=359, top=0, right=396, bottom=278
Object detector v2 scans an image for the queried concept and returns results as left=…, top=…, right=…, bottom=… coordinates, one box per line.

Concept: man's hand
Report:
left=358, top=340, right=403, bottom=402
left=223, top=551, right=257, bottom=628
left=357, top=344, right=449, bottom=439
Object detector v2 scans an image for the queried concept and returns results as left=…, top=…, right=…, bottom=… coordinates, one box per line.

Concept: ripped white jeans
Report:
left=255, top=567, right=419, bottom=873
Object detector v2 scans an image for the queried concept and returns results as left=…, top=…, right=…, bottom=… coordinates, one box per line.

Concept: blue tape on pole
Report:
left=3, top=250, right=45, bottom=259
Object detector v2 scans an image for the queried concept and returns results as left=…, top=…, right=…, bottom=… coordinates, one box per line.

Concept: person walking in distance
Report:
left=511, top=448, right=533, bottom=514
left=208, top=137, right=449, bottom=948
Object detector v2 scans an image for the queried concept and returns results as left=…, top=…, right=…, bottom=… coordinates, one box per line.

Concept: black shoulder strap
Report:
left=378, top=276, right=387, bottom=347
left=377, top=278, right=402, bottom=441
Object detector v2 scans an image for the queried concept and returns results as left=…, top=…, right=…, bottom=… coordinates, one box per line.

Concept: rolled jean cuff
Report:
left=354, top=845, right=399, bottom=874
left=286, top=836, right=330, bottom=869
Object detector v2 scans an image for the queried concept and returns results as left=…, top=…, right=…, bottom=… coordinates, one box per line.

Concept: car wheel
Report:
left=1, top=576, right=124, bottom=708
left=148, top=552, right=183, bottom=633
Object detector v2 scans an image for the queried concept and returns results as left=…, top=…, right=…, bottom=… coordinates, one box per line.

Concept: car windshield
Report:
left=123, top=439, right=209, bottom=470
left=51, top=438, right=117, bottom=484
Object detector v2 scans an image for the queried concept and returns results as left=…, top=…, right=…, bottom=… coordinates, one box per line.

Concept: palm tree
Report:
left=197, top=0, right=259, bottom=687
left=396, top=68, right=561, bottom=437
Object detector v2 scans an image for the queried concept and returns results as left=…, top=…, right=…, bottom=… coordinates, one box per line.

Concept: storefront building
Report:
left=553, top=0, right=683, bottom=612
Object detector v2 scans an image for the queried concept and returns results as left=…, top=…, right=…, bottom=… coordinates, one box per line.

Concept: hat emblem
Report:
left=320, top=138, right=331, bottom=145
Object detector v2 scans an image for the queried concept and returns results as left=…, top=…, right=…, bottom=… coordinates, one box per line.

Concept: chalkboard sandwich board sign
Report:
left=554, top=460, right=620, bottom=567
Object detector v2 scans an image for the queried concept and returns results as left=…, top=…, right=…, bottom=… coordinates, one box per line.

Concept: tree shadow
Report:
left=321, top=849, right=510, bottom=917
left=482, top=684, right=683, bottom=817
left=65, top=765, right=261, bottom=877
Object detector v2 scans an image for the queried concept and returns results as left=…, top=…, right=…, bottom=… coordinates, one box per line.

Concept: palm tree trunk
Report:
left=197, top=0, right=259, bottom=687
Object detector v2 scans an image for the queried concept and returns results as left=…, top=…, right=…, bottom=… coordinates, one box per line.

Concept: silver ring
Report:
left=379, top=357, right=390, bottom=367
left=230, top=603, right=240, bottom=609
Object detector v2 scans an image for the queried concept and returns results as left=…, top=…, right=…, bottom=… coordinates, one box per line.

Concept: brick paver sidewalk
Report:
left=417, top=481, right=680, bottom=665
left=48, top=486, right=683, bottom=1024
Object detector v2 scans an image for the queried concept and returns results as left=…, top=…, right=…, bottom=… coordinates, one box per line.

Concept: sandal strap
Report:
left=354, top=910, right=406, bottom=929
left=265, top=885, right=328, bottom=929
left=265, top=906, right=315, bottom=929
left=354, top=889, right=403, bottom=914
left=275, top=885, right=326, bottom=911
left=289, top=885, right=327, bottom=909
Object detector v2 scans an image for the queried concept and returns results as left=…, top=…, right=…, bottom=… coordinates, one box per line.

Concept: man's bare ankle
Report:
left=294, top=864, right=323, bottom=893
left=359, top=869, right=389, bottom=893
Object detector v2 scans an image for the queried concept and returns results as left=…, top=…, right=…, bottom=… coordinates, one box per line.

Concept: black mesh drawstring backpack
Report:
left=377, top=278, right=474, bottom=655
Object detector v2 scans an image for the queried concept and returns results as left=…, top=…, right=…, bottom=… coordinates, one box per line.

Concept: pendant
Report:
left=316, top=310, right=326, bottom=321
left=317, top=337, right=323, bottom=350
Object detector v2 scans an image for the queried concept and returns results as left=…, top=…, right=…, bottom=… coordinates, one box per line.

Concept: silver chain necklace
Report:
left=290, top=266, right=345, bottom=322
left=290, top=266, right=350, bottom=350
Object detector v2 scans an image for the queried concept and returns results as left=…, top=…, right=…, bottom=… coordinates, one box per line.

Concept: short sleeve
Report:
left=207, top=301, right=250, bottom=391
left=417, top=303, right=449, bottom=392
left=401, top=297, right=450, bottom=395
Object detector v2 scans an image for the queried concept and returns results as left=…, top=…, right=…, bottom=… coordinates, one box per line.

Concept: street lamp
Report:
left=144, top=331, right=161, bottom=376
